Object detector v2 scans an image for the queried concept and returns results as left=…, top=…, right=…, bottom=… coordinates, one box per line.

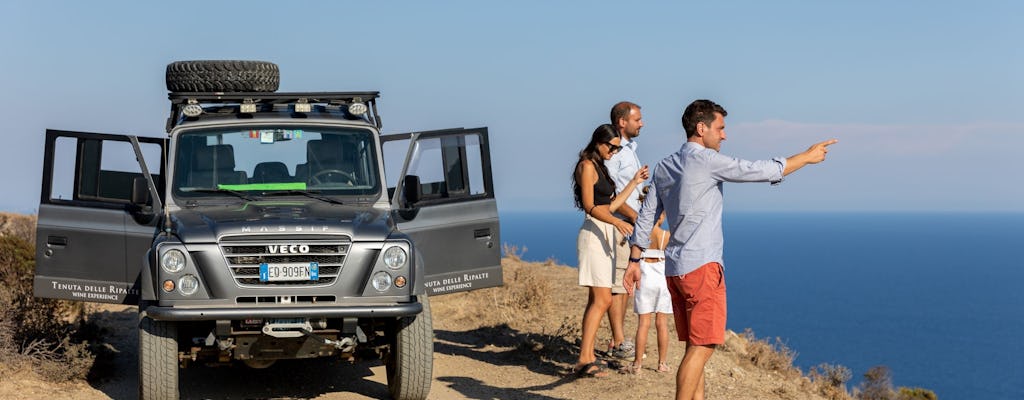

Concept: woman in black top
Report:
left=571, top=123, right=648, bottom=377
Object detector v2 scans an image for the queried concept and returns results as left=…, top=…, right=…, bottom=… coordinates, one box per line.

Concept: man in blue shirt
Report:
left=624, top=99, right=836, bottom=399
left=604, top=101, right=645, bottom=359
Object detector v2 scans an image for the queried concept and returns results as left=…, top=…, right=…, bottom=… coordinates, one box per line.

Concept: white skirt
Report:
left=634, top=259, right=673, bottom=314
left=577, top=213, right=617, bottom=289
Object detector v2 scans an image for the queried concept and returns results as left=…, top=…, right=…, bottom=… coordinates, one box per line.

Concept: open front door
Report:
left=34, top=129, right=165, bottom=304
left=382, top=127, right=501, bottom=295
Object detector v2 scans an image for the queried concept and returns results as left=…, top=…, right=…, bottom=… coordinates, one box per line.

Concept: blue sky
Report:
left=2, top=1, right=1021, bottom=213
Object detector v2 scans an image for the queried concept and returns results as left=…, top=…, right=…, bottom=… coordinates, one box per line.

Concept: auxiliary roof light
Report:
left=182, top=99, right=203, bottom=117
left=294, top=99, right=312, bottom=113
left=348, top=101, right=368, bottom=116
left=240, top=99, right=257, bottom=113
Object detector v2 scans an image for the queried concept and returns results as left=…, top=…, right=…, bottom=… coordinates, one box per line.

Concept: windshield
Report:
left=172, top=126, right=380, bottom=201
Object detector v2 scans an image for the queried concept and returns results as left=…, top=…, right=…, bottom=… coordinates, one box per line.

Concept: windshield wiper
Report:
left=187, top=188, right=259, bottom=202
left=262, top=190, right=345, bottom=205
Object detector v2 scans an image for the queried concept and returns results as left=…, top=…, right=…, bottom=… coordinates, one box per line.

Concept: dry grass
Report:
left=0, top=212, right=36, bottom=246
left=809, top=363, right=854, bottom=400
left=432, top=248, right=580, bottom=367
left=740, top=328, right=802, bottom=379
left=437, top=246, right=553, bottom=328
left=493, top=261, right=553, bottom=322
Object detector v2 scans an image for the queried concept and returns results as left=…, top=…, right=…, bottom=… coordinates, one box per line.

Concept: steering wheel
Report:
left=311, top=169, right=356, bottom=185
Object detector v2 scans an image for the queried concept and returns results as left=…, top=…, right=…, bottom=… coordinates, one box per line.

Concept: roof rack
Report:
left=166, top=91, right=382, bottom=132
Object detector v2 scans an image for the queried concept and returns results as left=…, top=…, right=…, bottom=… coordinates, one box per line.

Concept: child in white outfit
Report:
left=623, top=212, right=672, bottom=374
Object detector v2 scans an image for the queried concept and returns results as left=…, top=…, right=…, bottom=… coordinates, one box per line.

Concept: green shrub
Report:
left=897, top=387, right=938, bottom=400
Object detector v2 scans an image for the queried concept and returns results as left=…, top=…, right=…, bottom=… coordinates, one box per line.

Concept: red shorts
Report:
left=666, top=262, right=726, bottom=345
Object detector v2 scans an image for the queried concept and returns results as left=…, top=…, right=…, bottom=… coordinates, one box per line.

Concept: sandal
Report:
left=657, top=362, right=671, bottom=373
left=572, top=361, right=608, bottom=378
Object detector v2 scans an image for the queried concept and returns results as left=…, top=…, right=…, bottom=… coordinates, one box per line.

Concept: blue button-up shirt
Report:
left=605, top=136, right=643, bottom=214
left=631, top=141, right=786, bottom=277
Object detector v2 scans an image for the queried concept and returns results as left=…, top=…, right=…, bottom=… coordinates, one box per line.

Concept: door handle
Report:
left=474, top=228, right=494, bottom=248
left=47, top=236, right=68, bottom=247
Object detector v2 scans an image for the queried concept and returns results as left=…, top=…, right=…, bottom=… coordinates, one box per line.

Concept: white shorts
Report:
left=633, top=259, right=673, bottom=314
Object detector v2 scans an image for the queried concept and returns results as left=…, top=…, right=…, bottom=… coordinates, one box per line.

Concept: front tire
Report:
left=386, top=297, right=433, bottom=400
left=139, top=317, right=178, bottom=400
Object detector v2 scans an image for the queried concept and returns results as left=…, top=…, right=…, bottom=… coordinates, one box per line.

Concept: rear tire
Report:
left=385, top=297, right=433, bottom=400
left=139, top=317, right=178, bottom=400
left=165, top=60, right=280, bottom=92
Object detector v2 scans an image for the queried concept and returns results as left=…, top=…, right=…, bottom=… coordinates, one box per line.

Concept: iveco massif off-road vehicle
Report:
left=34, top=60, right=502, bottom=400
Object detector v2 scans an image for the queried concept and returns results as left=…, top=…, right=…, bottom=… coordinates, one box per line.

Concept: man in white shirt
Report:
left=603, top=101, right=645, bottom=358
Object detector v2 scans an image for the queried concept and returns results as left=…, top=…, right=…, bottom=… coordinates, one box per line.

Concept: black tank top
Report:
left=592, top=162, right=614, bottom=206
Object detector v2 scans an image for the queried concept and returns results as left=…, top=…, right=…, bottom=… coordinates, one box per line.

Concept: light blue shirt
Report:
left=631, top=141, right=786, bottom=277
left=604, top=136, right=643, bottom=214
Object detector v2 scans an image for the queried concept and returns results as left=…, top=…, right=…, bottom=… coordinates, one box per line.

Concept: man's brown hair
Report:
left=682, top=99, right=727, bottom=138
left=610, top=101, right=640, bottom=127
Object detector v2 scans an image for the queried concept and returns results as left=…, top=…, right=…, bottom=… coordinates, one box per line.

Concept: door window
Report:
left=385, top=131, right=488, bottom=203
left=47, top=135, right=163, bottom=204
left=50, top=137, right=76, bottom=201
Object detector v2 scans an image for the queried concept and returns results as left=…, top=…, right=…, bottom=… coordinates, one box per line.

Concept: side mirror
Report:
left=403, top=175, right=422, bottom=206
left=129, top=177, right=156, bottom=225
left=131, top=177, right=151, bottom=206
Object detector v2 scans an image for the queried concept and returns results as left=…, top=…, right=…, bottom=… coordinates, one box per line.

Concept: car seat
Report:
left=252, top=161, right=292, bottom=183
left=296, top=138, right=354, bottom=184
left=189, top=144, right=247, bottom=187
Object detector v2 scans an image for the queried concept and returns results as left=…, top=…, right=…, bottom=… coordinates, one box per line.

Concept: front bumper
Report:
left=145, top=302, right=422, bottom=321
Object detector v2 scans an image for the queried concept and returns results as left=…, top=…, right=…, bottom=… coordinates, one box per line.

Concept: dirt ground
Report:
left=0, top=258, right=834, bottom=400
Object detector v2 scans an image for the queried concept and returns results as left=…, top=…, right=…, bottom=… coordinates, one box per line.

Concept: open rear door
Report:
left=381, top=127, right=502, bottom=295
left=34, top=129, right=164, bottom=304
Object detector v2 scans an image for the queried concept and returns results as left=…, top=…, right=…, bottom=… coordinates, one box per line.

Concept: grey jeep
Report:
left=33, top=60, right=502, bottom=400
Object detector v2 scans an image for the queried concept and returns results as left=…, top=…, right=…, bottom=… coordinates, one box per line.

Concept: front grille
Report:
left=220, top=239, right=350, bottom=287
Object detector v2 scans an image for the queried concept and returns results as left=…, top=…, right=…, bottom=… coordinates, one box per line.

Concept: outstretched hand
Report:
left=805, top=139, right=838, bottom=164
left=784, top=138, right=838, bottom=176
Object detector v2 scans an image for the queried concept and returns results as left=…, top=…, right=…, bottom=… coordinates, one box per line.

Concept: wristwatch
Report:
left=628, top=257, right=642, bottom=263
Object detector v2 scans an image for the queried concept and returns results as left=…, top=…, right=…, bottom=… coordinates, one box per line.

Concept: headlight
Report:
left=383, top=246, right=407, bottom=270
left=178, top=275, right=199, bottom=296
left=161, top=249, right=186, bottom=273
left=371, top=271, right=392, bottom=292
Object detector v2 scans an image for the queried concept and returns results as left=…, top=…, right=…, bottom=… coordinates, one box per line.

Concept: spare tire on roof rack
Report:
left=165, top=60, right=280, bottom=93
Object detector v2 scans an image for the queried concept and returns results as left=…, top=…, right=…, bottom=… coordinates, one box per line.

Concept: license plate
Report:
left=259, top=262, right=319, bottom=282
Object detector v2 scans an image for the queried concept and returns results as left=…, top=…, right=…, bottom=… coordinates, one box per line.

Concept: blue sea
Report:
left=499, top=211, right=1024, bottom=400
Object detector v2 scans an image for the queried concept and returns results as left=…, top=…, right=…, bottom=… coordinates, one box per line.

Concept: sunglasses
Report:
left=604, top=142, right=623, bottom=153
